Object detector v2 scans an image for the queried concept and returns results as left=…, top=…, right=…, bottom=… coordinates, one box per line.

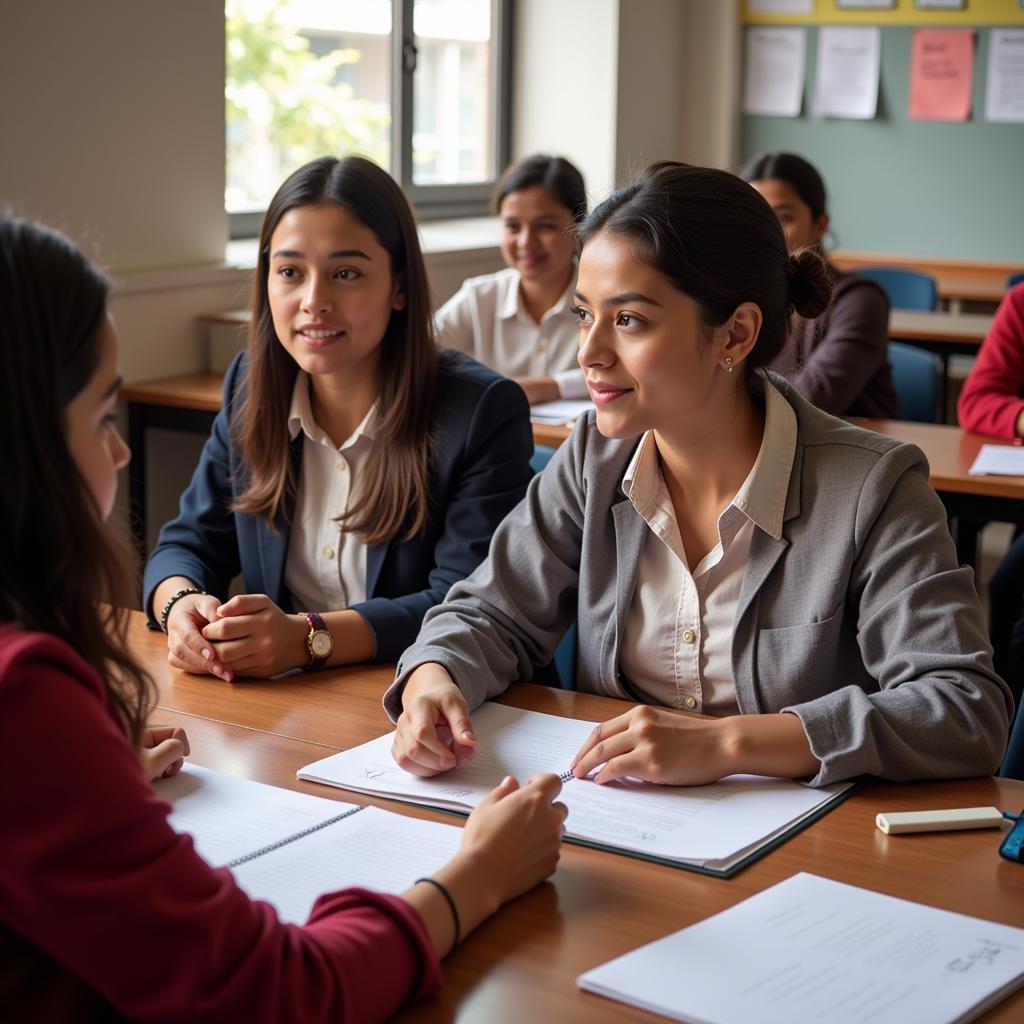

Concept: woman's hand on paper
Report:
left=141, top=725, right=190, bottom=781
left=570, top=705, right=732, bottom=786
left=165, top=589, right=233, bottom=681
left=392, top=664, right=477, bottom=776
left=199, top=594, right=309, bottom=679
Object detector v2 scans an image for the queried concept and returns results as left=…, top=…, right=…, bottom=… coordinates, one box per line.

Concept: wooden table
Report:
left=131, top=614, right=1024, bottom=1022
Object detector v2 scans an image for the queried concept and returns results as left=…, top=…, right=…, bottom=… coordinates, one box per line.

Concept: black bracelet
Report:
left=159, top=587, right=208, bottom=634
left=415, top=876, right=461, bottom=948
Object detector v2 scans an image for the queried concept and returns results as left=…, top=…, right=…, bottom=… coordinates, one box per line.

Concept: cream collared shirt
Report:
left=435, top=266, right=587, bottom=399
left=619, top=382, right=798, bottom=715
left=283, top=372, right=376, bottom=614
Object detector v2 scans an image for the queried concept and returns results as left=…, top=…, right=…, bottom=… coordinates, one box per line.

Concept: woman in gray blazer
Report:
left=386, top=162, right=1012, bottom=789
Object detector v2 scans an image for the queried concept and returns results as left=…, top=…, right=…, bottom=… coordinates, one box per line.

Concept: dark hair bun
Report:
left=787, top=247, right=832, bottom=319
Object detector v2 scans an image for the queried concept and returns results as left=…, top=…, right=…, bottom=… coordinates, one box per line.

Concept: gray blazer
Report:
left=385, top=374, right=1013, bottom=786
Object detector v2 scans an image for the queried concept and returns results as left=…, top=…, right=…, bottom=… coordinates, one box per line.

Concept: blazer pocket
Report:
left=754, top=609, right=847, bottom=708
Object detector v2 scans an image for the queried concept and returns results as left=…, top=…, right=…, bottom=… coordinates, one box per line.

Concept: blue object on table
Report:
left=859, top=267, right=938, bottom=311
left=1008, top=272, right=1024, bottom=290
left=887, top=341, right=941, bottom=423
left=999, top=811, right=1024, bottom=863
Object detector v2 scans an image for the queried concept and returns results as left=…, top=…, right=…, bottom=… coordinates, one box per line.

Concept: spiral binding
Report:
left=227, top=805, right=365, bottom=868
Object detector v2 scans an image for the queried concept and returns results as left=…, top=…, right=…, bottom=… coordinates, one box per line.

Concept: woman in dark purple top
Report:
left=741, top=152, right=899, bottom=420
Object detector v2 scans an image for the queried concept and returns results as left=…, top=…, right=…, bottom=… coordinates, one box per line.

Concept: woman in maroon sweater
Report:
left=0, top=217, right=566, bottom=1022
left=958, top=283, right=1024, bottom=708
left=740, top=152, right=899, bottom=419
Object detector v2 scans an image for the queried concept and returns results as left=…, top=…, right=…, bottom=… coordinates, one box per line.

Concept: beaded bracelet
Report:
left=159, top=587, right=209, bottom=633
left=415, top=877, right=461, bottom=948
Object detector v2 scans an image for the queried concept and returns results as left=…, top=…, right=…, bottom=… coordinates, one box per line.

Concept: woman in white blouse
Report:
left=435, top=154, right=588, bottom=405
left=384, top=162, right=1011, bottom=789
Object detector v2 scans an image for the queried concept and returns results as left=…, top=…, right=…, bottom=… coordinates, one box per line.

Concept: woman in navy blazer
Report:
left=145, top=157, right=533, bottom=677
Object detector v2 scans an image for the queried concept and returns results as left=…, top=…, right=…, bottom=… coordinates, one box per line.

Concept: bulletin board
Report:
left=740, top=14, right=1024, bottom=261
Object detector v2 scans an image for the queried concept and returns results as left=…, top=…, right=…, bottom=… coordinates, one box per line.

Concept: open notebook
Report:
left=578, top=872, right=1024, bottom=1024
left=298, top=704, right=855, bottom=878
left=157, top=764, right=461, bottom=924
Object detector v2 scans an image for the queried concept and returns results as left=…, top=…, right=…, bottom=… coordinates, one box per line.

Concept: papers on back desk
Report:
left=578, top=872, right=1024, bottom=1024
left=968, top=444, right=1024, bottom=477
left=299, top=704, right=851, bottom=874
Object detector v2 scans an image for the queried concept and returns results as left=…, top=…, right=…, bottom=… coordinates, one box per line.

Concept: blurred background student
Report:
left=436, top=154, right=587, bottom=405
left=741, top=151, right=899, bottom=419
left=958, top=281, right=1024, bottom=707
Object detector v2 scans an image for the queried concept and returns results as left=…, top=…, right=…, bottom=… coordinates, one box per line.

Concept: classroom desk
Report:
left=132, top=613, right=1024, bottom=1023
left=121, top=372, right=567, bottom=552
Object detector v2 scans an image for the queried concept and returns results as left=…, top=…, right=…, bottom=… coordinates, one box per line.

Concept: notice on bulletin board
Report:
left=813, top=26, right=881, bottom=119
left=743, top=27, right=807, bottom=116
left=986, top=29, right=1024, bottom=122
left=908, top=29, right=974, bottom=120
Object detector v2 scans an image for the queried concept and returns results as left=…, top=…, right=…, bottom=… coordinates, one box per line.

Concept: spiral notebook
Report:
left=298, top=703, right=856, bottom=878
left=157, top=764, right=462, bottom=923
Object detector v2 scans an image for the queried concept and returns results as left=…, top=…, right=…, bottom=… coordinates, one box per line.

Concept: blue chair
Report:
left=888, top=341, right=941, bottom=423
left=1001, top=704, right=1024, bottom=780
left=859, top=267, right=937, bottom=311
left=528, top=443, right=577, bottom=688
left=1008, top=272, right=1024, bottom=290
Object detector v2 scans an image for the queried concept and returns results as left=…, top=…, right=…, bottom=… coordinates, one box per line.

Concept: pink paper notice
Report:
left=909, top=28, right=975, bottom=121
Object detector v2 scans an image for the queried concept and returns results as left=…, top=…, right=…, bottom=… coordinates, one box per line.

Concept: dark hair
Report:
left=494, top=154, right=588, bottom=223
left=235, top=156, right=439, bottom=544
left=578, top=162, right=832, bottom=376
left=739, top=151, right=828, bottom=222
left=0, top=217, right=152, bottom=744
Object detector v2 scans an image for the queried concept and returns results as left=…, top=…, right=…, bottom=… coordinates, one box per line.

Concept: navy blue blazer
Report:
left=143, top=349, right=534, bottom=662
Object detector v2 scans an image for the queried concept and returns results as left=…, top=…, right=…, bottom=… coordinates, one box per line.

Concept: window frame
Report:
left=228, top=0, right=512, bottom=238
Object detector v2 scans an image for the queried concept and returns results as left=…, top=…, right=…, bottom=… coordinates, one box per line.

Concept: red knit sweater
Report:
left=957, top=284, right=1024, bottom=439
left=0, top=627, right=441, bottom=1022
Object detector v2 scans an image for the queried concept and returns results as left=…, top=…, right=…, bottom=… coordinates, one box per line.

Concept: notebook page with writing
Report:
left=158, top=763, right=362, bottom=867
left=230, top=807, right=462, bottom=924
left=578, top=872, right=1024, bottom=1024
left=298, top=704, right=851, bottom=872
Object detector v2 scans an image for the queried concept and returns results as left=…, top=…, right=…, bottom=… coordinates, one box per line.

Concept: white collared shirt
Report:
left=618, top=381, right=798, bottom=715
left=283, top=372, right=376, bottom=614
left=435, top=266, right=587, bottom=399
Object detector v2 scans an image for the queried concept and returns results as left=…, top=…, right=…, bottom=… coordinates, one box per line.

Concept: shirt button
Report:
left=536, top=341, right=546, bottom=353
left=684, top=696, right=697, bottom=709
left=682, top=629, right=696, bottom=644
left=336, top=460, right=347, bottom=472
left=323, top=546, right=334, bottom=559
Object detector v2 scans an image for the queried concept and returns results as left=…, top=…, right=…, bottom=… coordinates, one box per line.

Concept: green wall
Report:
left=741, top=26, right=1024, bottom=262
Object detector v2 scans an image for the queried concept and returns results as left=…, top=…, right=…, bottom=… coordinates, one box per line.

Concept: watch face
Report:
left=311, top=631, right=333, bottom=658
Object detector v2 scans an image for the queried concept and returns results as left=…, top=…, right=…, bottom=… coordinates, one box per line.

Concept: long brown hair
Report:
left=234, top=156, right=440, bottom=544
left=0, top=217, right=152, bottom=745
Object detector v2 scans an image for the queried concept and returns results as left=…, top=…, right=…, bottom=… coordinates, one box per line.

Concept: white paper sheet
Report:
left=747, top=0, right=813, bottom=13
left=985, top=29, right=1024, bottom=123
left=578, top=872, right=1024, bottom=1024
left=813, top=26, right=881, bottom=120
left=530, top=399, right=594, bottom=424
left=968, top=444, right=1024, bottom=477
left=159, top=763, right=359, bottom=867
left=299, top=704, right=850, bottom=870
left=231, top=807, right=462, bottom=924
left=743, top=28, right=807, bottom=117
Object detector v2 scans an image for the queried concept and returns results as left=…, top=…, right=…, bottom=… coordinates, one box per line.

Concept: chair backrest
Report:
left=888, top=341, right=941, bottom=423
left=859, top=267, right=938, bottom=311
left=553, top=622, right=578, bottom=690
left=1008, top=272, right=1024, bottom=290
left=1000, top=703, right=1024, bottom=780
left=530, top=444, right=557, bottom=475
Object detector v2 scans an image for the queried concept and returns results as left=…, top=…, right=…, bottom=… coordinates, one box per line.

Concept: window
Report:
left=226, top=0, right=510, bottom=236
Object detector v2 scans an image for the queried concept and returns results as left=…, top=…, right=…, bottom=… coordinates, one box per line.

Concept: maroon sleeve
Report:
left=0, top=632, right=442, bottom=1023
left=957, top=285, right=1024, bottom=439
left=791, top=279, right=891, bottom=416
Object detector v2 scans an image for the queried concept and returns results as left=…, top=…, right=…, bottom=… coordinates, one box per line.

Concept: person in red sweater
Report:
left=0, top=215, right=567, bottom=1022
left=958, top=283, right=1024, bottom=709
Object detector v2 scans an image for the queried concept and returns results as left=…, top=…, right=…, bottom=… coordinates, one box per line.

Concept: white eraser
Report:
left=875, top=806, right=1005, bottom=835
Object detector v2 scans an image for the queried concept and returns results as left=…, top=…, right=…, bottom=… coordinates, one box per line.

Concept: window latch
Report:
left=402, top=40, right=418, bottom=74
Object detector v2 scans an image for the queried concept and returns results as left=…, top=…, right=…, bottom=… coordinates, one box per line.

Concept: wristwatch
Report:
left=303, top=612, right=334, bottom=671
